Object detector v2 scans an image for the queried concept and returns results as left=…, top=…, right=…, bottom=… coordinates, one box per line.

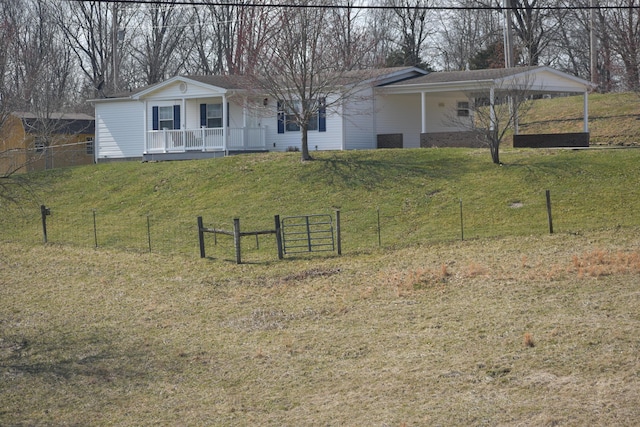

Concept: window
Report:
left=282, top=101, right=319, bottom=132
left=158, top=106, right=174, bottom=130
left=206, top=104, right=222, bottom=128
left=34, top=138, right=48, bottom=153
left=86, top=137, right=94, bottom=155
left=152, top=105, right=180, bottom=130
left=457, top=101, right=470, bottom=117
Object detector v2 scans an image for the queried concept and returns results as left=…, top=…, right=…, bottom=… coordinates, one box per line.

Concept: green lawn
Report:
left=3, top=147, right=640, bottom=262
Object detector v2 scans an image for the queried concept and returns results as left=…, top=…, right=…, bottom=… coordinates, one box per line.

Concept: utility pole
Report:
left=503, top=0, right=514, bottom=68
left=590, top=0, right=598, bottom=87
left=112, top=3, right=118, bottom=92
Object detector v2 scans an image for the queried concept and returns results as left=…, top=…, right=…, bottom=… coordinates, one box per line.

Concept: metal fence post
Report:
left=147, top=215, right=152, bottom=253
left=275, top=215, right=283, bottom=260
left=377, top=207, right=381, bottom=247
left=233, top=218, right=241, bottom=264
left=92, top=209, right=98, bottom=248
left=546, top=190, right=554, bottom=234
left=336, top=209, right=342, bottom=255
left=459, top=199, right=464, bottom=241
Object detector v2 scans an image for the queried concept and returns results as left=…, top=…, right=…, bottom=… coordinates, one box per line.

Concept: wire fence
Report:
left=1, top=190, right=638, bottom=261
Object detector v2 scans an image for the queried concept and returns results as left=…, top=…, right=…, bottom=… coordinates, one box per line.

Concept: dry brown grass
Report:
left=523, top=333, right=535, bottom=348
left=2, top=229, right=640, bottom=425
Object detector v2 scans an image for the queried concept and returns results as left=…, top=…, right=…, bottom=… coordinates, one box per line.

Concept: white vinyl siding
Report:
left=375, top=93, right=422, bottom=148
left=424, top=92, right=473, bottom=132
left=266, top=103, right=343, bottom=152
left=95, top=100, right=145, bottom=160
left=343, top=87, right=376, bottom=150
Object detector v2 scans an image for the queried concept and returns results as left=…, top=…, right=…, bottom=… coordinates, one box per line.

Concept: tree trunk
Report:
left=490, top=143, right=501, bottom=165
left=489, top=129, right=501, bottom=164
left=301, top=124, right=312, bottom=161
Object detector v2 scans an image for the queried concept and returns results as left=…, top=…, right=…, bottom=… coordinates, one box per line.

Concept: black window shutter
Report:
left=200, top=104, right=207, bottom=127
left=173, top=105, right=181, bottom=130
left=318, top=98, right=326, bottom=132
left=277, top=101, right=284, bottom=134
left=152, top=106, right=159, bottom=130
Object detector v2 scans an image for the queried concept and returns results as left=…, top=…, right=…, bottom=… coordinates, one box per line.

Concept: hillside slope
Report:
left=3, top=146, right=640, bottom=259
left=519, top=92, right=640, bottom=145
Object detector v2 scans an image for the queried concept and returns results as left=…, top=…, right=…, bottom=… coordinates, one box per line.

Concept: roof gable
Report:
left=131, top=76, right=246, bottom=100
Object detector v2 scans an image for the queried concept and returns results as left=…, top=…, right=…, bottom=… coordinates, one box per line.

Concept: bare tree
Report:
left=605, top=0, right=640, bottom=91
left=382, top=0, right=436, bottom=68
left=131, top=2, right=191, bottom=85
left=467, top=74, right=536, bottom=164
left=547, top=0, right=591, bottom=78
left=327, top=0, right=376, bottom=70
left=437, top=0, right=503, bottom=70
left=187, top=0, right=277, bottom=75
left=253, top=2, right=376, bottom=161
left=482, top=0, right=562, bottom=66
left=1, top=0, right=79, bottom=176
left=58, top=1, right=136, bottom=96
left=255, top=3, right=329, bottom=161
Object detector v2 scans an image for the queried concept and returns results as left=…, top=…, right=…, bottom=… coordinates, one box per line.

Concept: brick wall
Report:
left=420, top=131, right=487, bottom=148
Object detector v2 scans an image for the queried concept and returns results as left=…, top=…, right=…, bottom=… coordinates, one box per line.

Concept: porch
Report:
left=144, top=126, right=268, bottom=155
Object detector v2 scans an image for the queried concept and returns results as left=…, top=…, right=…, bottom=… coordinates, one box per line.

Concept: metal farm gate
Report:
left=281, top=214, right=335, bottom=254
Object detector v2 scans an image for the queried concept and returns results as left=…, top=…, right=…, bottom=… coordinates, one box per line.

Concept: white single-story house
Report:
left=91, top=66, right=595, bottom=162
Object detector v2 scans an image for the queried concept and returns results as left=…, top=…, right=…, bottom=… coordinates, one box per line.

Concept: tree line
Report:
left=1, top=0, right=638, bottom=115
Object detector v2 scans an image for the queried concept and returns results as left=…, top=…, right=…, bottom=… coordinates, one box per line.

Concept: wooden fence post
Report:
left=275, top=215, right=283, bottom=259
left=233, top=218, right=241, bottom=264
left=197, top=216, right=206, bottom=258
left=40, top=205, right=50, bottom=244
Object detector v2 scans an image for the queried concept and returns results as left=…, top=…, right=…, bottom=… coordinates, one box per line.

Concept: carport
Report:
left=377, top=66, right=597, bottom=148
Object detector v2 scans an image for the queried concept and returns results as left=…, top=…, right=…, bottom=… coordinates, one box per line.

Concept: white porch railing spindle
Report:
left=145, top=127, right=265, bottom=154
left=163, top=129, right=168, bottom=153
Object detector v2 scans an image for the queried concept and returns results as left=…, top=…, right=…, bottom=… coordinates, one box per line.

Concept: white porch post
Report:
left=242, top=98, right=248, bottom=149
left=513, top=95, right=519, bottom=135
left=143, top=100, right=148, bottom=154
left=182, top=97, right=186, bottom=143
left=222, top=93, right=228, bottom=153
left=421, top=91, right=427, bottom=133
left=583, top=91, right=589, bottom=133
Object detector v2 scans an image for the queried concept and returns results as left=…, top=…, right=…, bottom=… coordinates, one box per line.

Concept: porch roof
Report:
left=380, top=66, right=597, bottom=94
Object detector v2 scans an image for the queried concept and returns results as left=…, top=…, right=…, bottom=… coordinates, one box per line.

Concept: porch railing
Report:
left=145, top=127, right=267, bottom=154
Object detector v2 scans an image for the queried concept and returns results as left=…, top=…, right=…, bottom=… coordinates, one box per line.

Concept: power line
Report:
left=62, top=0, right=640, bottom=12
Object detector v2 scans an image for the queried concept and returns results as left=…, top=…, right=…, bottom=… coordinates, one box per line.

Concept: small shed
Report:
left=0, top=112, right=95, bottom=174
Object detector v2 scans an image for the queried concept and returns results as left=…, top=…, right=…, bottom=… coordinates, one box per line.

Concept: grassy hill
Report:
left=518, top=91, right=640, bottom=145
left=3, top=145, right=640, bottom=260
left=2, top=93, right=640, bottom=425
